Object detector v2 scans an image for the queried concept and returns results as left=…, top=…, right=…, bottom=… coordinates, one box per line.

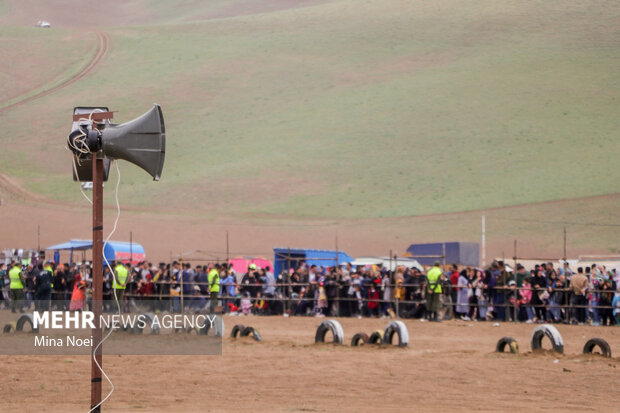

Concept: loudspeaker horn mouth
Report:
left=100, top=104, right=166, bottom=180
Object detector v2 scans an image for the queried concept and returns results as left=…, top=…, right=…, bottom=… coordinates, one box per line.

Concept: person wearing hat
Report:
left=425, top=261, right=444, bottom=322
left=505, top=279, right=518, bottom=320
left=34, top=262, right=53, bottom=311
left=112, top=260, right=129, bottom=312
left=240, top=264, right=260, bottom=299
left=494, top=261, right=511, bottom=321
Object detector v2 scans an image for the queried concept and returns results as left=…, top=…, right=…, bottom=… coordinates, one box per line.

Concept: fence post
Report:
left=395, top=284, right=400, bottom=319
left=513, top=286, right=518, bottom=322
left=335, top=281, right=340, bottom=317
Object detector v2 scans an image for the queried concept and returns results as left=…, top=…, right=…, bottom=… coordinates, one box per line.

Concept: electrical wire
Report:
left=71, top=157, right=93, bottom=205
left=87, top=160, right=121, bottom=413
left=67, top=108, right=109, bottom=203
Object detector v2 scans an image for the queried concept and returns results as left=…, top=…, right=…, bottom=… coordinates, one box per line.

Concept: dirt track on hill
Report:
left=0, top=31, right=109, bottom=113
left=0, top=314, right=618, bottom=412
left=0, top=173, right=46, bottom=203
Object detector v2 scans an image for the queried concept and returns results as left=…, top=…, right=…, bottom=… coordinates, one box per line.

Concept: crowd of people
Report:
left=1, top=257, right=619, bottom=326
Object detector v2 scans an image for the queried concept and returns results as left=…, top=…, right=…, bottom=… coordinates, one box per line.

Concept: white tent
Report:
left=351, top=256, right=423, bottom=271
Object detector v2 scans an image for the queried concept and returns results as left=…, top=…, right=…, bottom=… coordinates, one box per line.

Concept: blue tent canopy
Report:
left=273, top=247, right=353, bottom=276
left=46, top=239, right=145, bottom=265
left=46, top=239, right=92, bottom=251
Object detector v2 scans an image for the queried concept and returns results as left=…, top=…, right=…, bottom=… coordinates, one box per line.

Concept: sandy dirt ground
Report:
left=1, top=313, right=619, bottom=412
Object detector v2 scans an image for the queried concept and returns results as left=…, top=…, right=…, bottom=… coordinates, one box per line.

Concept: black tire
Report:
left=583, top=338, right=612, bottom=358
left=131, top=313, right=159, bottom=335
left=3, top=323, right=16, bottom=333
left=351, top=333, right=369, bottom=346
left=197, top=321, right=210, bottom=335
left=230, top=324, right=245, bottom=338
left=368, top=330, right=383, bottom=345
left=531, top=324, right=564, bottom=354
left=383, top=321, right=409, bottom=347
left=104, top=323, right=130, bottom=333
left=314, top=319, right=344, bottom=344
left=495, top=336, right=519, bottom=354
left=16, top=314, right=38, bottom=333
left=198, top=316, right=224, bottom=337
left=241, top=326, right=262, bottom=342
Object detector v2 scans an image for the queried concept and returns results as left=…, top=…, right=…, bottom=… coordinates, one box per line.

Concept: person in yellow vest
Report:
left=43, top=261, right=54, bottom=288
left=208, top=264, right=221, bottom=314
left=113, top=261, right=129, bottom=311
left=8, top=261, right=26, bottom=313
left=425, top=261, right=444, bottom=322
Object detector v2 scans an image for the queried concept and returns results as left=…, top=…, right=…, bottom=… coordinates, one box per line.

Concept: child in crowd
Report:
left=520, top=279, right=534, bottom=323
left=240, top=292, right=252, bottom=315
left=366, top=282, right=379, bottom=317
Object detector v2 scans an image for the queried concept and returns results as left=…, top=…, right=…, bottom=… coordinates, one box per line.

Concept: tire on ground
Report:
left=196, top=315, right=225, bottom=337
left=314, top=319, right=344, bottom=344
left=230, top=324, right=245, bottom=338
left=383, top=321, right=409, bottom=347
left=531, top=324, right=563, bottom=353
left=3, top=322, right=16, bottom=333
left=16, top=314, right=38, bottom=333
left=132, top=313, right=160, bottom=335
left=240, top=326, right=262, bottom=342
left=105, top=323, right=130, bottom=333
left=495, top=336, right=519, bottom=353
left=368, top=330, right=383, bottom=345
left=582, top=338, right=612, bottom=358
left=199, top=316, right=225, bottom=337
left=351, top=332, right=369, bottom=346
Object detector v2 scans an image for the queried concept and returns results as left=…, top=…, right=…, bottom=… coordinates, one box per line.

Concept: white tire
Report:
left=383, top=320, right=409, bottom=347
left=315, top=319, right=344, bottom=344
left=531, top=324, right=563, bottom=353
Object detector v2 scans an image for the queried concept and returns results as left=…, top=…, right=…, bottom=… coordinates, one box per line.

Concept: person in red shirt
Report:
left=137, top=273, right=155, bottom=296
left=69, top=273, right=86, bottom=311
left=449, top=264, right=459, bottom=314
left=366, top=282, right=380, bottom=317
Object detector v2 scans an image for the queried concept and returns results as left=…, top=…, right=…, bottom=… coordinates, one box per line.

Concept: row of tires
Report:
left=495, top=324, right=612, bottom=358
left=5, top=315, right=612, bottom=357
left=113, top=313, right=226, bottom=337
left=230, top=324, right=262, bottom=341
left=315, top=320, right=409, bottom=347
left=2, top=313, right=225, bottom=337
left=3, top=314, right=39, bottom=333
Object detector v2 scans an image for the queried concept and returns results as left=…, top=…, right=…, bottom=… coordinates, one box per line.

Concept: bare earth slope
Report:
left=0, top=0, right=618, bottom=257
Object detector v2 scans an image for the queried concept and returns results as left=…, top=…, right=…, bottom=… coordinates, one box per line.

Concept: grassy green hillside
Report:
left=0, top=0, right=618, bottom=220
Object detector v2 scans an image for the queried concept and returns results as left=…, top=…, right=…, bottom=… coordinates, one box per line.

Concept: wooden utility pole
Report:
left=91, top=152, right=104, bottom=412
left=563, top=227, right=567, bottom=260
